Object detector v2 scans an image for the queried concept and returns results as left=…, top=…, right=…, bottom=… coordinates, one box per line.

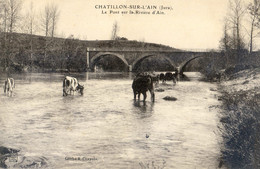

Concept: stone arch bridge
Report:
left=86, top=48, right=220, bottom=74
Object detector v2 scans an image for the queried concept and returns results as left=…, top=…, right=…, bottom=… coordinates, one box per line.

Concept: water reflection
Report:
left=85, top=72, right=132, bottom=80
left=0, top=72, right=192, bottom=84
left=132, top=101, right=154, bottom=119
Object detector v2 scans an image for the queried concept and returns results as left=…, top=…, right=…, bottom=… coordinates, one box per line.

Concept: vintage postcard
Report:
left=0, top=0, right=260, bottom=168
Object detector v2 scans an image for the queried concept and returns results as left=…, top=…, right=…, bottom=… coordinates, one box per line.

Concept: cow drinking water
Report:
left=132, top=73, right=155, bottom=102
left=4, top=78, right=15, bottom=97
left=63, top=76, right=84, bottom=96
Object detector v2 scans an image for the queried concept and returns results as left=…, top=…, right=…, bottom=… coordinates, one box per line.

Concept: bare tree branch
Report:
left=111, top=21, right=119, bottom=40
left=50, top=3, right=59, bottom=38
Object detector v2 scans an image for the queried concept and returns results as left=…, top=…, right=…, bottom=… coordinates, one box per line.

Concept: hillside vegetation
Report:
left=0, top=32, right=179, bottom=73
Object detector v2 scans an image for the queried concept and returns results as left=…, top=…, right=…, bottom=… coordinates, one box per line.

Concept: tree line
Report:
left=199, top=0, right=260, bottom=81
left=0, top=0, right=68, bottom=72
left=219, top=0, right=260, bottom=62
left=0, top=0, right=59, bottom=38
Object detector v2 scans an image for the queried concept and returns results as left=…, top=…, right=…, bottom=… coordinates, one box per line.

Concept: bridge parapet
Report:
left=87, top=47, right=184, bottom=53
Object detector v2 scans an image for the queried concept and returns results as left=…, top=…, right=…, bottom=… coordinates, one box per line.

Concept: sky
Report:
left=22, top=0, right=235, bottom=50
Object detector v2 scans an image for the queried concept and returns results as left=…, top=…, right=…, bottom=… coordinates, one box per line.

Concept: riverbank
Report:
left=218, top=67, right=260, bottom=168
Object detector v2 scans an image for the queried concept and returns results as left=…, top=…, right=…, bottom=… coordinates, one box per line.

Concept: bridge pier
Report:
left=86, top=48, right=90, bottom=70
left=176, top=67, right=181, bottom=81
left=128, top=65, right=132, bottom=72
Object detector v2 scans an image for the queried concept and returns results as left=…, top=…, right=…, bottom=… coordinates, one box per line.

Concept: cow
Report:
left=63, top=76, right=84, bottom=96
left=132, top=73, right=155, bottom=102
left=4, top=78, right=15, bottom=97
left=137, top=72, right=159, bottom=85
left=150, top=74, right=160, bottom=86
left=160, top=72, right=177, bottom=85
left=159, top=73, right=165, bottom=82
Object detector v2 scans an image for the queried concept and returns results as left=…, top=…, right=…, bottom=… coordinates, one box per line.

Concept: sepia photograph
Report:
left=0, top=0, right=260, bottom=168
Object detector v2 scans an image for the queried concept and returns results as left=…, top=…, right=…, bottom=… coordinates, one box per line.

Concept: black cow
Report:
left=151, top=74, right=160, bottom=86
left=159, top=72, right=177, bottom=84
left=132, top=74, right=155, bottom=102
left=159, top=73, right=165, bottom=81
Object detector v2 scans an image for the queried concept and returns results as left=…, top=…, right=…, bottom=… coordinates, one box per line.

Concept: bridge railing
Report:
left=86, top=47, right=221, bottom=53
left=86, top=47, right=184, bottom=53
left=179, top=48, right=221, bottom=52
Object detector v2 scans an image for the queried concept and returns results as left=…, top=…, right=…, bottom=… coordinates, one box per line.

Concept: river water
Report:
left=0, top=72, right=222, bottom=169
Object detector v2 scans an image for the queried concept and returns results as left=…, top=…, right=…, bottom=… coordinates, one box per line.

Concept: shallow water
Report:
left=0, top=72, right=221, bottom=169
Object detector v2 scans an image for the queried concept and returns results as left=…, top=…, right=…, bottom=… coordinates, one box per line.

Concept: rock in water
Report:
left=155, top=88, right=165, bottom=92
left=0, top=146, right=19, bottom=168
left=163, top=96, right=177, bottom=101
left=0, top=146, right=19, bottom=155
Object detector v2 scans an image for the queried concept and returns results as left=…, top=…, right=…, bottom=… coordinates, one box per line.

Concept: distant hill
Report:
left=82, top=39, right=181, bottom=51
left=0, top=32, right=180, bottom=72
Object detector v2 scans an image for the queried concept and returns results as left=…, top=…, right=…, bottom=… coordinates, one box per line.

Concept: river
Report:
left=0, top=72, right=222, bottom=169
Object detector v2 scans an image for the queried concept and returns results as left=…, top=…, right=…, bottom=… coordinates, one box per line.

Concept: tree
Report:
left=248, top=0, right=260, bottom=53
left=4, top=0, right=22, bottom=33
left=110, top=21, right=119, bottom=40
left=39, top=3, right=60, bottom=70
left=23, top=1, right=37, bottom=35
left=41, top=3, right=51, bottom=37
left=0, top=0, right=22, bottom=71
left=219, top=19, right=232, bottom=51
left=227, top=0, right=247, bottom=52
left=0, top=0, right=7, bottom=32
left=40, top=4, right=52, bottom=69
left=50, top=3, right=59, bottom=38
left=23, top=1, right=37, bottom=69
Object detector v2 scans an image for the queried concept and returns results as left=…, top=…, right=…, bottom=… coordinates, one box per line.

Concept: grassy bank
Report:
left=218, top=68, right=260, bottom=168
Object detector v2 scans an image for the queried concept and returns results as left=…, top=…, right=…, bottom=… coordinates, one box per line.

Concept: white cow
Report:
left=63, top=76, right=84, bottom=96
left=4, top=78, right=15, bottom=97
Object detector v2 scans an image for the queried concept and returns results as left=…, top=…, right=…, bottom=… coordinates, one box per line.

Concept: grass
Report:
left=218, top=69, right=260, bottom=169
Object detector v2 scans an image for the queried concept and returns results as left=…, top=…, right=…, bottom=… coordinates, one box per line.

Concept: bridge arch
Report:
left=179, top=55, right=202, bottom=75
left=90, top=52, right=129, bottom=69
left=132, top=54, right=177, bottom=71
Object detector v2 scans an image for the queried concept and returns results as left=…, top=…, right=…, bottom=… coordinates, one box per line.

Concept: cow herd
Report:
left=2, top=72, right=178, bottom=102
left=2, top=76, right=85, bottom=97
left=132, top=72, right=178, bottom=102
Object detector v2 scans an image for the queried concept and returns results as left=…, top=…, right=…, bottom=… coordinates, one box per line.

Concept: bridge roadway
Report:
left=86, top=48, right=220, bottom=74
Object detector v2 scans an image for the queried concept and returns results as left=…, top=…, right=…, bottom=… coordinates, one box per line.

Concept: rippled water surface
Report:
left=0, top=72, right=221, bottom=168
